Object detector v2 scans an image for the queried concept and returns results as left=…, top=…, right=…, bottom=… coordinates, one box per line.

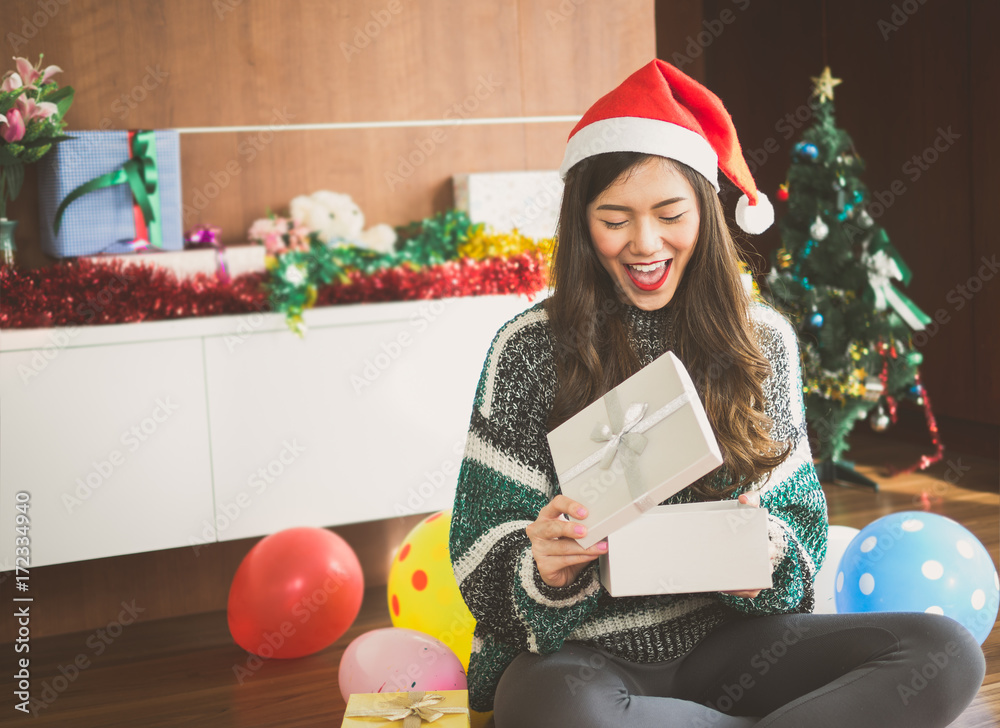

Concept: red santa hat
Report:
left=559, top=59, right=774, bottom=235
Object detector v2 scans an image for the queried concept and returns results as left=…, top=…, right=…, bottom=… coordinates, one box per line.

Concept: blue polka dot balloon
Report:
left=835, top=511, right=999, bottom=644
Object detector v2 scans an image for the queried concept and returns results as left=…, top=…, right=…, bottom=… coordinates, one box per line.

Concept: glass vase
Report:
left=0, top=218, right=16, bottom=267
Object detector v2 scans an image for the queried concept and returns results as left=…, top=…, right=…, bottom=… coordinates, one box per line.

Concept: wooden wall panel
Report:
left=177, top=124, right=540, bottom=241
left=9, top=0, right=524, bottom=128
left=701, top=0, right=997, bottom=429
left=656, top=0, right=706, bottom=82
left=970, top=0, right=1000, bottom=425
left=516, top=0, right=656, bottom=115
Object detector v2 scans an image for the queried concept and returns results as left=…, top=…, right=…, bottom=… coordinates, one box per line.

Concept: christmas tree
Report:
left=764, top=68, right=936, bottom=488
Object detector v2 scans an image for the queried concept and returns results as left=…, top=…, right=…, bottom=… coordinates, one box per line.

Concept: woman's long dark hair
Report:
left=544, top=152, right=790, bottom=498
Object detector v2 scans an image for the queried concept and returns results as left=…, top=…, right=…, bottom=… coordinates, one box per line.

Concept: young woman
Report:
left=449, top=60, right=984, bottom=728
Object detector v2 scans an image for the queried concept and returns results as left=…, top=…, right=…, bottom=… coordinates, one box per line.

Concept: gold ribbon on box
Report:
left=343, top=691, right=469, bottom=727
left=557, top=389, right=693, bottom=511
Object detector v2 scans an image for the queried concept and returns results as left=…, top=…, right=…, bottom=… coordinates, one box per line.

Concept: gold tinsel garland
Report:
left=802, top=342, right=875, bottom=403
left=457, top=226, right=555, bottom=262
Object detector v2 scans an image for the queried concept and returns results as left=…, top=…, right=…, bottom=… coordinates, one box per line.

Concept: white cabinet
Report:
left=0, top=338, right=215, bottom=567
left=0, top=295, right=536, bottom=567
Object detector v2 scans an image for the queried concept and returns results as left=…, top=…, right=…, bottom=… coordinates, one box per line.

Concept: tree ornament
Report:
left=862, top=376, right=885, bottom=402
left=810, top=216, right=829, bottom=241
left=795, top=142, right=819, bottom=161
left=777, top=183, right=789, bottom=201
left=810, top=312, right=824, bottom=328
left=810, top=66, right=843, bottom=103
left=777, top=247, right=793, bottom=269
left=907, top=350, right=924, bottom=366
left=870, top=405, right=890, bottom=432
left=858, top=209, right=874, bottom=228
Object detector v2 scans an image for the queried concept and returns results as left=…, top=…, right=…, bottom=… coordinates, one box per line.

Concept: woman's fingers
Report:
left=533, top=536, right=607, bottom=558
left=529, top=495, right=606, bottom=587
left=526, top=517, right=587, bottom=543
left=738, top=492, right=761, bottom=508
left=538, top=494, right=589, bottom=522
left=723, top=588, right=762, bottom=598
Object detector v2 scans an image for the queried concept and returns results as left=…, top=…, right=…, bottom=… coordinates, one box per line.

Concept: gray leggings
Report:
left=493, top=612, right=985, bottom=728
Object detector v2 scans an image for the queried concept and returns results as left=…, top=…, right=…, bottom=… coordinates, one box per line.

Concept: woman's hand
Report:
left=721, top=492, right=768, bottom=599
left=526, top=494, right=608, bottom=588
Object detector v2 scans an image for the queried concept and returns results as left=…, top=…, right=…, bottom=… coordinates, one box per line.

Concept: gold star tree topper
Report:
left=811, top=67, right=842, bottom=102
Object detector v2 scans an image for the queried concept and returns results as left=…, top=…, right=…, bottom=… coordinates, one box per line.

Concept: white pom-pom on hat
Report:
left=735, top=192, right=774, bottom=235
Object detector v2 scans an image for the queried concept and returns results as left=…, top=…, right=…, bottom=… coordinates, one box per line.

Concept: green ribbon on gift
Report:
left=53, top=130, right=163, bottom=248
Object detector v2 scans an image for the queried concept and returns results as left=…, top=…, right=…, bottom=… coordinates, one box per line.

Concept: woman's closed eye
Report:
left=600, top=212, right=685, bottom=230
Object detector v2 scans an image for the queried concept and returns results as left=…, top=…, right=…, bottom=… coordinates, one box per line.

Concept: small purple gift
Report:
left=37, top=130, right=183, bottom=257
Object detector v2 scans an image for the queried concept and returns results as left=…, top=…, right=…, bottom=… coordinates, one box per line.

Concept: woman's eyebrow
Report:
left=595, top=197, right=687, bottom=212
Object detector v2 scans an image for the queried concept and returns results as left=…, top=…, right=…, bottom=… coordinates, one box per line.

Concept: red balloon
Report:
left=228, top=527, right=364, bottom=659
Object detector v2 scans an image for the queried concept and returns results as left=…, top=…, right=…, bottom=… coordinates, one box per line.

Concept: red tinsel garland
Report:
left=0, top=254, right=548, bottom=329
left=887, top=372, right=945, bottom=477
left=314, top=253, right=548, bottom=307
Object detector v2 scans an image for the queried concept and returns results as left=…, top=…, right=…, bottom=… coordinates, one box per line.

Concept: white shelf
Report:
left=0, top=294, right=539, bottom=567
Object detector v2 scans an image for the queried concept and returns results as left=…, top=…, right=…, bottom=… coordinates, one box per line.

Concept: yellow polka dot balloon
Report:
left=388, top=510, right=476, bottom=672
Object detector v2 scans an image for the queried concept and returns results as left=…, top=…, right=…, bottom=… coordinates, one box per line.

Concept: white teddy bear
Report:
left=289, top=190, right=397, bottom=254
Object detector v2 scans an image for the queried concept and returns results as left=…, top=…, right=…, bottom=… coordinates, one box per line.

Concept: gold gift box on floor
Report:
left=342, top=690, right=470, bottom=727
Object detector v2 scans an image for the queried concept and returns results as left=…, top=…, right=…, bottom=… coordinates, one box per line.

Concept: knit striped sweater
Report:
left=449, top=300, right=829, bottom=712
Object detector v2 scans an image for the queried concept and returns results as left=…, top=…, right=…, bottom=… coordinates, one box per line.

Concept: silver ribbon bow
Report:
left=862, top=249, right=926, bottom=331
left=591, top=401, right=649, bottom=469
left=558, top=388, right=693, bottom=506
left=343, top=691, right=469, bottom=727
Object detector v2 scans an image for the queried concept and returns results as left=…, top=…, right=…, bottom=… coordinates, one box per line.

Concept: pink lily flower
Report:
left=286, top=220, right=312, bottom=252
left=2, top=108, right=25, bottom=143
left=15, top=95, right=58, bottom=121
left=13, top=56, right=62, bottom=89
left=0, top=71, right=22, bottom=92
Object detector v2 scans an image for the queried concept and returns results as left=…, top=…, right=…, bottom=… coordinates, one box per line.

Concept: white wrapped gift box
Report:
left=452, top=170, right=562, bottom=239
left=599, top=501, right=773, bottom=597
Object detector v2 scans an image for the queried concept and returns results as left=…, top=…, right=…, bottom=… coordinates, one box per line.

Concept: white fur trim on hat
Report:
left=735, top=192, right=774, bottom=234
left=559, top=117, right=720, bottom=189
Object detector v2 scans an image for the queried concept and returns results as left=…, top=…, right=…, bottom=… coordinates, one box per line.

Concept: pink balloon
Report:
left=338, top=627, right=468, bottom=702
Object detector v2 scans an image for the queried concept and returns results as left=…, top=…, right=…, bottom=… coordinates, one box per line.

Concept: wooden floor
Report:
left=6, top=432, right=999, bottom=727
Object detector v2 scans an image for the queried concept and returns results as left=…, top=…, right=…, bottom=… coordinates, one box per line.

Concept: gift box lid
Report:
left=547, top=351, right=724, bottom=548
left=598, top=501, right=773, bottom=597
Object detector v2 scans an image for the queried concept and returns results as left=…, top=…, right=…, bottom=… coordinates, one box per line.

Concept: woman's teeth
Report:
left=627, top=262, right=666, bottom=273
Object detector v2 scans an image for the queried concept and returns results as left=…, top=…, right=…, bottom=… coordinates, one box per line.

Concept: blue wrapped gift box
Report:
left=37, top=130, right=184, bottom=257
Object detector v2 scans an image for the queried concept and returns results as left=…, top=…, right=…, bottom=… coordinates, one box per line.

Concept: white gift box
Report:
left=547, top=351, right=724, bottom=549
left=599, top=501, right=773, bottom=597
left=452, top=171, right=563, bottom=239
left=85, top=245, right=266, bottom=278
